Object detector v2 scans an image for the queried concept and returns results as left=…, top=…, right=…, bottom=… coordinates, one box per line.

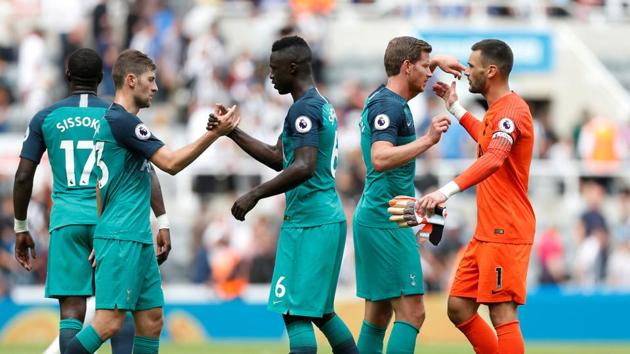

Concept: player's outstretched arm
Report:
left=209, top=103, right=283, bottom=171
left=430, top=55, right=465, bottom=79
left=149, top=168, right=171, bottom=265
left=452, top=136, right=512, bottom=190
left=433, top=81, right=482, bottom=142
left=227, top=128, right=283, bottom=171
left=231, top=146, right=316, bottom=221
left=151, top=105, right=240, bottom=175
left=417, top=135, right=513, bottom=216
left=371, top=114, right=450, bottom=172
left=13, top=158, right=38, bottom=271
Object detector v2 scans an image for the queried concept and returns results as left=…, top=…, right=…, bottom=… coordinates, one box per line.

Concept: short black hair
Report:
left=384, top=37, right=432, bottom=77
left=271, top=36, right=312, bottom=64
left=67, top=48, right=103, bottom=85
left=471, top=39, right=513, bottom=76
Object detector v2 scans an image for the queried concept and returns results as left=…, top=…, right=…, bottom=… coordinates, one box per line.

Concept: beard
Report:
left=134, top=95, right=151, bottom=109
left=408, top=76, right=426, bottom=97
left=416, top=81, right=426, bottom=93
left=468, top=76, right=485, bottom=94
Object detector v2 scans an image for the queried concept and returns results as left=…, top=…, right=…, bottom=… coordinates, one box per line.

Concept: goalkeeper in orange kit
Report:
left=388, top=39, right=535, bottom=354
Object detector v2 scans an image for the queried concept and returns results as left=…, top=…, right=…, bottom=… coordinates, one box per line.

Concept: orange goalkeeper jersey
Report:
left=470, top=92, right=535, bottom=244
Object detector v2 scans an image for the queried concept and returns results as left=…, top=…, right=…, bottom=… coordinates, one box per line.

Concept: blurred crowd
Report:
left=2, top=0, right=630, bottom=299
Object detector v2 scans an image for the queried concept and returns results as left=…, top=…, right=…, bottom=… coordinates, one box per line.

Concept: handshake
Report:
left=387, top=196, right=446, bottom=246
left=206, top=103, right=240, bottom=135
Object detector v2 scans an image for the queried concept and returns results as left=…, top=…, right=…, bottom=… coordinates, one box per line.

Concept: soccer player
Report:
left=13, top=48, right=168, bottom=354
left=63, top=49, right=239, bottom=354
left=216, top=36, right=358, bottom=354
left=353, top=36, right=463, bottom=354
left=416, top=39, right=535, bottom=354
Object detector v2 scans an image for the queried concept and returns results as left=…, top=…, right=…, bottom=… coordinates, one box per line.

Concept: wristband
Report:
left=156, top=214, right=170, bottom=230
left=14, top=218, right=28, bottom=233
left=438, top=181, right=461, bottom=200
left=448, top=101, right=467, bottom=120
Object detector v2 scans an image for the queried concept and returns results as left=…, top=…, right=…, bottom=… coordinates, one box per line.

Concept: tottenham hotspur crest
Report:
left=135, top=123, right=151, bottom=140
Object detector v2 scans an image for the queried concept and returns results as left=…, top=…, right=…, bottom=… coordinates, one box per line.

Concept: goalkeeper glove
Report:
left=387, top=195, right=446, bottom=246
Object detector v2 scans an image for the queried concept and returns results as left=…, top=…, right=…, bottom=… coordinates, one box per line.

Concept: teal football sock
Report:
left=132, top=335, right=159, bottom=354
left=319, top=314, right=358, bottom=353
left=59, top=318, right=83, bottom=353
left=357, top=320, right=387, bottom=354
left=386, top=321, right=418, bottom=354
left=74, top=325, right=104, bottom=353
left=286, top=319, right=317, bottom=353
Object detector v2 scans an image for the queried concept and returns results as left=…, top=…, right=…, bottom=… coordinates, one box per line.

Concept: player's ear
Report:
left=289, top=62, right=298, bottom=75
left=487, top=64, right=498, bottom=79
left=126, top=73, right=136, bottom=88
left=403, top=60, right=411, bottom=75
left=65, top=69, right=72, bottom=83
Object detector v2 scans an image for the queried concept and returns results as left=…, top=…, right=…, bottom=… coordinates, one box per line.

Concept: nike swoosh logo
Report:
left=491, top=289, right=502, bottom=294
left=273, top=300, right=283, bottom=304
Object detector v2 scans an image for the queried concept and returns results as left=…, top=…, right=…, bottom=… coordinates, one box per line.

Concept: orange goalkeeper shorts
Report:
left=449, top=238, right=532, bottom=305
